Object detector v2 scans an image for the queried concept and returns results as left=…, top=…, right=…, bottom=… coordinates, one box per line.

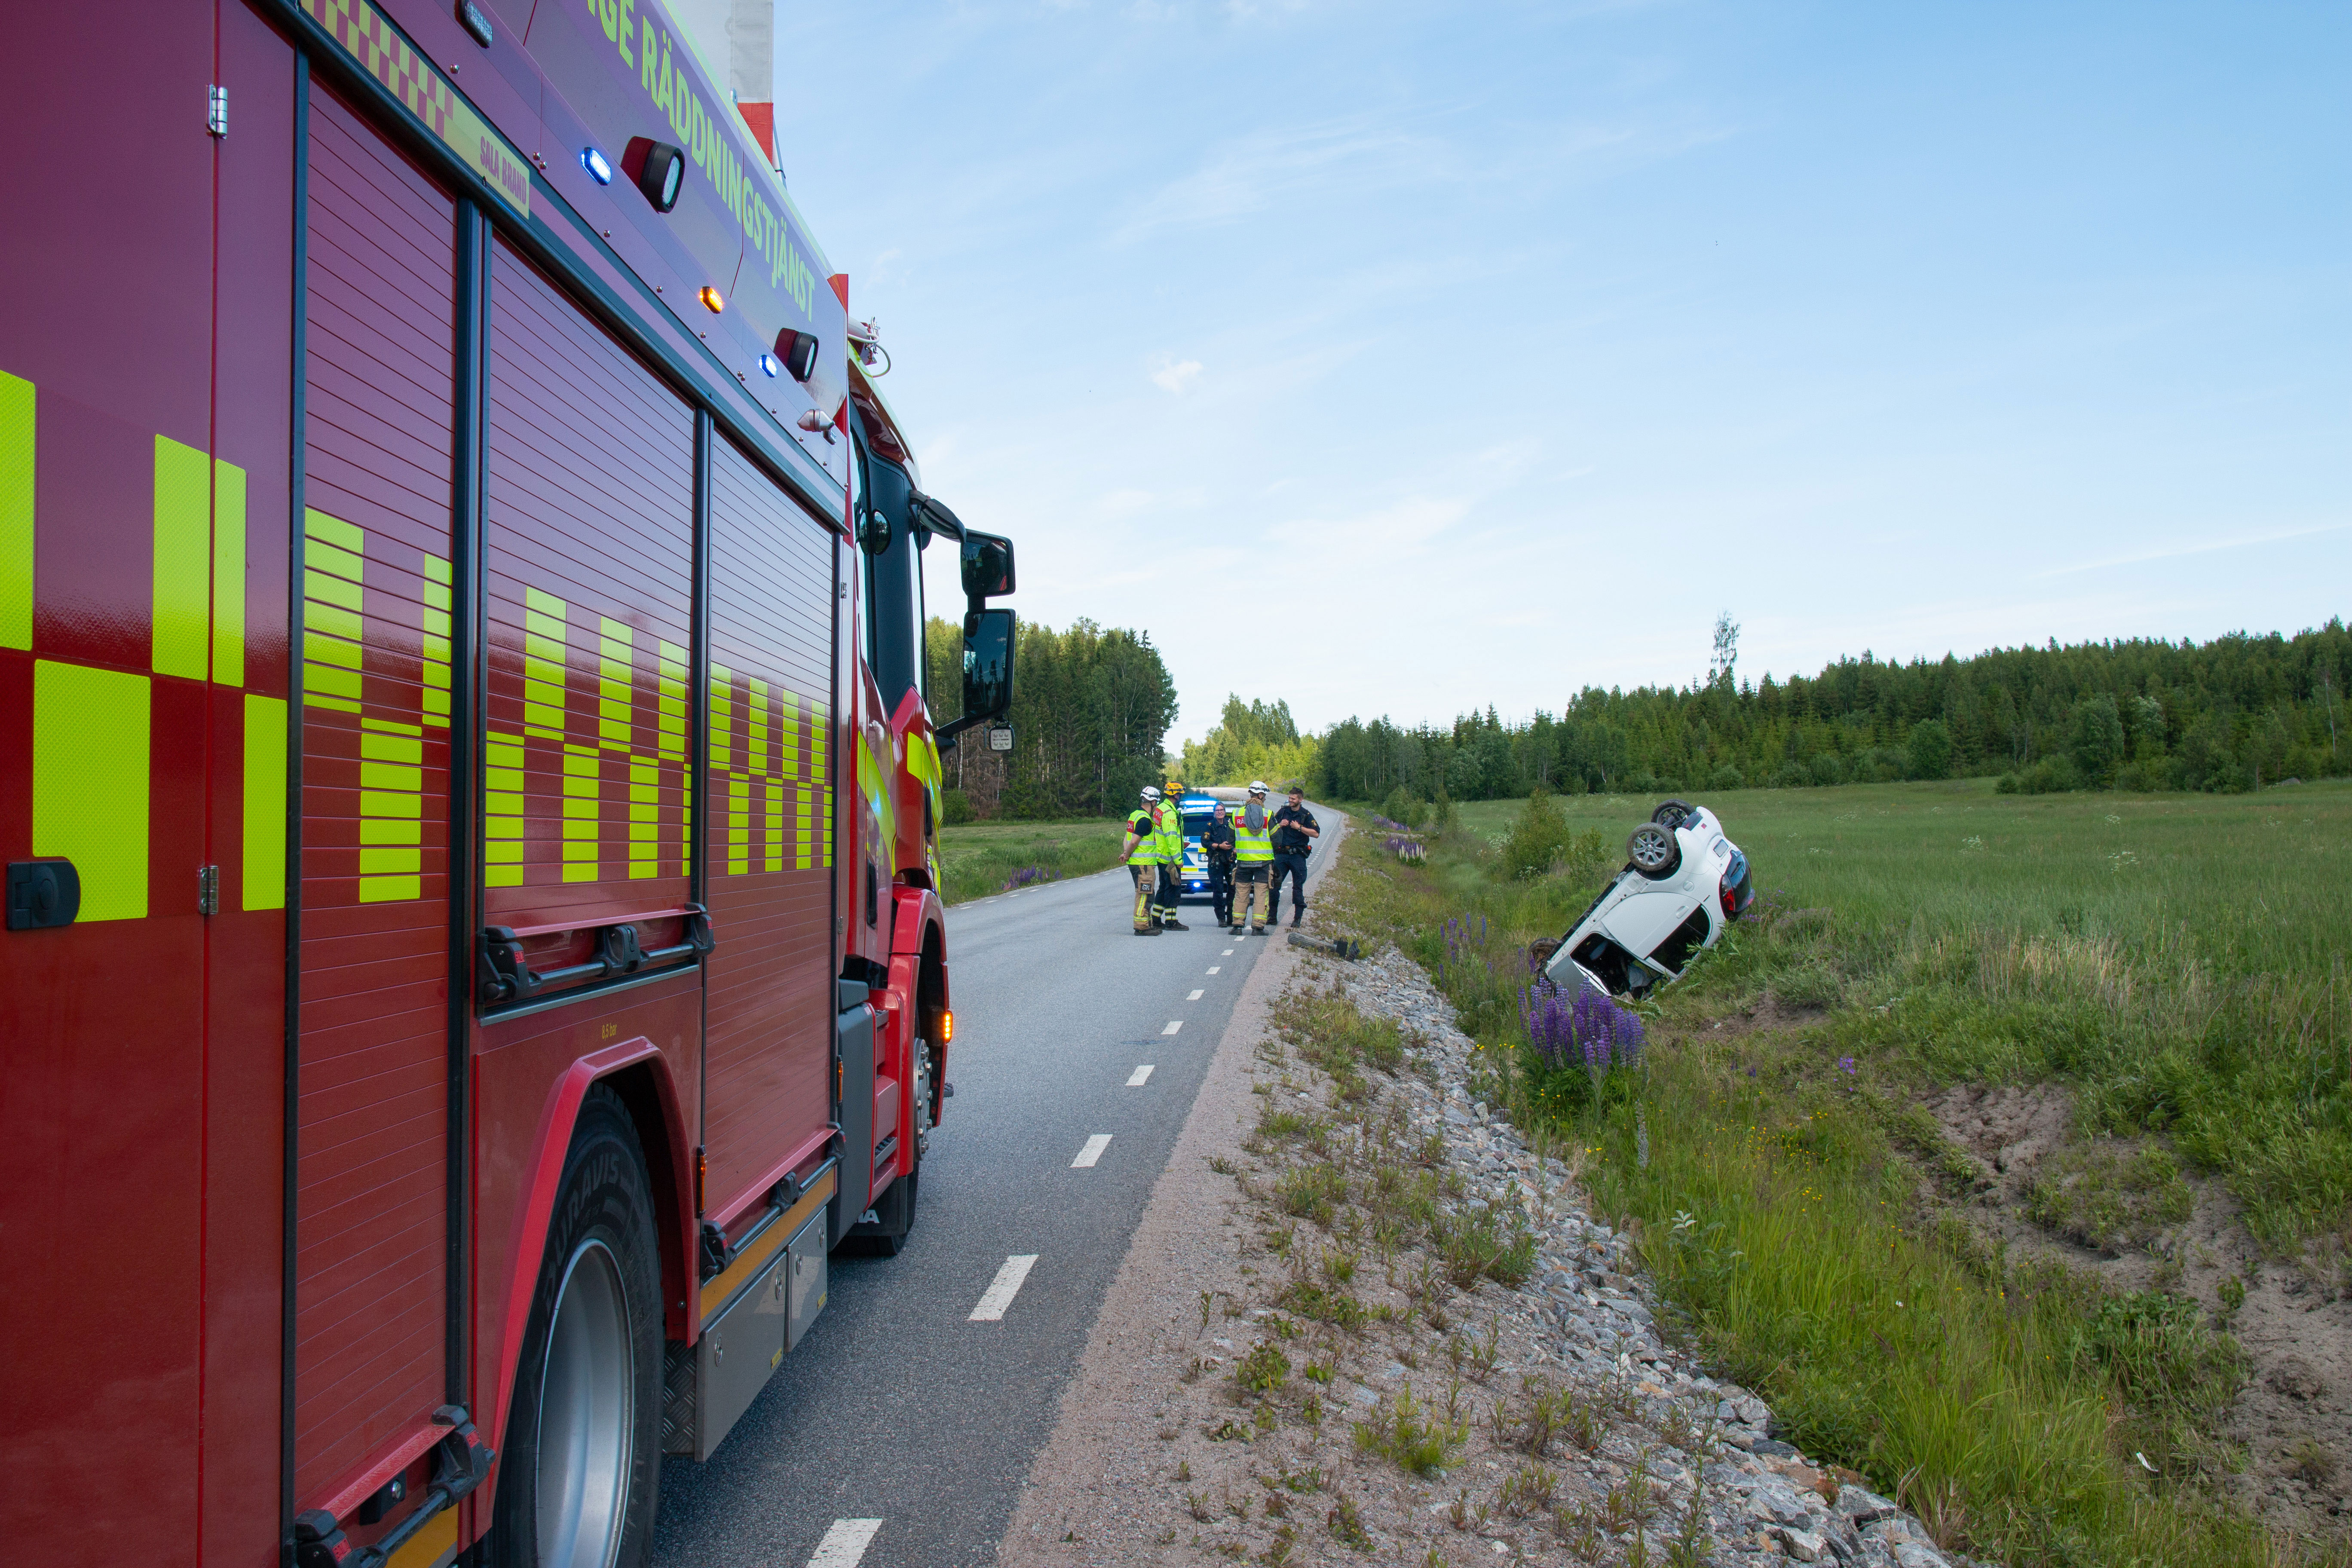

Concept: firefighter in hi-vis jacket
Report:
left=1152, top=778, right=1188, bottom=930
left=1124, top=785, right=1166, bottom=934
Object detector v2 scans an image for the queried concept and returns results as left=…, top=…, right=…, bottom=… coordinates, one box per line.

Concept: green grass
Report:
left=1439, top=778, right=2352, bottom=1249
left=1320, top=779, right=2352, bottom=1567
left=932, top=815, right=1130, bottom=904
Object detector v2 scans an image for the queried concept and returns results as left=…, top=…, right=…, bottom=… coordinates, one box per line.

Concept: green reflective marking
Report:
left=1, top=369, right=30, bottom=651
left=34, top=660, right=150, bottom=921
left=152, top=435, right=209, bottom=680
left=304, top=508, right=362, bottom=554
left=243, top=695, right=286, bottom=910
left=212, top=459, right=245, bottom=687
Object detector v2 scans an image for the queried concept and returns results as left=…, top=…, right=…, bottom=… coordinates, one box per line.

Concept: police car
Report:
left=1543, top=800, right=1754, bottom=998
left=1175, top=791, right=1223, bottom=901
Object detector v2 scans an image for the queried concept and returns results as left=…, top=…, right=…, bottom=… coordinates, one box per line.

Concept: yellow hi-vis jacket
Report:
left=1152, top=799, right=1183, bottom=863
left=1126, top=807, right=1163, bottom=864
left=1234, top=810, right=1274, bottom=863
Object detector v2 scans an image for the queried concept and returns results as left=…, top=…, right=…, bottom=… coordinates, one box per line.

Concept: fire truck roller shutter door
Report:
left=288, top=83, right=462, bottom=1502
left=701, top=432, right=839, bottom=1213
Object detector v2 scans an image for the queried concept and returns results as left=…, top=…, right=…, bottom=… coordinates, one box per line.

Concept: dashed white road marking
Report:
left=1127, top=1064, right=1155, bottom=1086
left=969, top=1255, right=1040, bottom=1320
left=1207, top=965, right=1221, bottom=974
left=1162, top=1020, right=1182, bottom=1035
left=807, top=1519, right=884, bottom=1568
left=1221, top=948, right=1234, bottom=956
left=1073, top=1133, right=1113, bottom=1167
left=1187, top=988, right=1204, bottom=1001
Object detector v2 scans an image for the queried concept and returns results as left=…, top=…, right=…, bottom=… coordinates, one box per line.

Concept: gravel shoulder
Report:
left=998, top=818, right=1995, bottom=1568
left=997, top=829, right=1337, bottom=1566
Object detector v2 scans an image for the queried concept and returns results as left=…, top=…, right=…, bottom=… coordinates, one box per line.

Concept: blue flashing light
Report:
left=759, top=353, right=781, bottom=378
left=581, top=147, right=613, bottom=185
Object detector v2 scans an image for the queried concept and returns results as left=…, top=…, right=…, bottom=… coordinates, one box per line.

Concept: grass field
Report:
left=934, top=815, right=1129, bottom=904
left=1322, top=778, right=2352, bottom=1567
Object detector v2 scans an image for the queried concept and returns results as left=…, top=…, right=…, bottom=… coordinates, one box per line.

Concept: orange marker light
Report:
left=698, top=285, right=724, bottom=313
left=940, top=1010, right=954, bottom=1045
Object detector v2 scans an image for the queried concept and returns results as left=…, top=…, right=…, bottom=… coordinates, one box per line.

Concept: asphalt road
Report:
left=652, top=812, right=1343, bottom=1568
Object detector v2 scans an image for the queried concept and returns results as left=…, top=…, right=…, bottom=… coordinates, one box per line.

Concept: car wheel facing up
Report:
left=1626, top=821, right=1682, bottom=879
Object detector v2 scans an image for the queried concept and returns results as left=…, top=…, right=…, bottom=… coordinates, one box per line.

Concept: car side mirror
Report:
left=960, top=530, right=1015, bottom=600
left=961, top=607, right=1015, bottom=723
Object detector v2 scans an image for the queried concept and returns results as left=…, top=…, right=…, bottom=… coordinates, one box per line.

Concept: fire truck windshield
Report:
left=858, top=444, right=926, bottom=714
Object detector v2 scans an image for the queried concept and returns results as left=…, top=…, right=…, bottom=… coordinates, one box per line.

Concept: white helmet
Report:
left=1140, top=785, right=1161, bottom=803
left=1247, top=780, right=1268, bottom=796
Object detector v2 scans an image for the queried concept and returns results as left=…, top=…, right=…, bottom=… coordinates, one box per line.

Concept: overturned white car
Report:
left=1543, top=800, right=1754, bottom=998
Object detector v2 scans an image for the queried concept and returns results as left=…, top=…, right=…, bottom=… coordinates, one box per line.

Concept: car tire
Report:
left=1651, top=799, right=1696, bottom=831
left=1626, top=822, right=1681, bottom=879
left=491, top=1083, right=663, bottom=1568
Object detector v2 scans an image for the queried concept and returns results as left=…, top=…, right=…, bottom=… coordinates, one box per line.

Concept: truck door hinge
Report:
left=207, top=85, right=228, bottom=138
left=197, top=865, right=220, bottom=916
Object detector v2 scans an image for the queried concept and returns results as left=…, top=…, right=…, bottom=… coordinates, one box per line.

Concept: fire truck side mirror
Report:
left=961, top=608, right=1015, bottom=723
left=959, top=530, right=1015, bottom=600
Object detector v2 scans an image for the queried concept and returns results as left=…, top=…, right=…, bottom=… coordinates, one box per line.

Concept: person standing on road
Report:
left=1201, top=802, right=1236, bottom=928
left=1152, top=778, right=1189, bottom=930
left=1269, top=784, right=1320, bottom=928
left=1229, top=782, right=1275, bottom=934
left=1124, top=785, right=1165, bottom=934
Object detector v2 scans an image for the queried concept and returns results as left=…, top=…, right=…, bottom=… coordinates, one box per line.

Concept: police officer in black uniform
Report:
left=1268, top=785, right=1319, bottom=928
left=1201, top=802, right=1237, bottom=929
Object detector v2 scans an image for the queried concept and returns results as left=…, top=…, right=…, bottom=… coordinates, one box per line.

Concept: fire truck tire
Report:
left=491, top=1084, right=664, bottom=1568
left=864, top=1170, right=919, bottom=1256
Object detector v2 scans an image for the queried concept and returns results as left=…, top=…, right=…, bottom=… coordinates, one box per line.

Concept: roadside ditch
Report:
left=1000, top=889, right=1990, bottom=1567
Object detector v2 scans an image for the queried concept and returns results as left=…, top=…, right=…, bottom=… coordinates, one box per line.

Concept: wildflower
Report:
left=1838, top=1056, right=1857, bottom=1076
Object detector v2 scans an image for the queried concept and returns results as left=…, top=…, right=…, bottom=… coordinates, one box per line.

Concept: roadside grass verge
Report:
left=934, top=816, right=1129, bottom=904
left=1318, top=783, right=2352, bottom=1567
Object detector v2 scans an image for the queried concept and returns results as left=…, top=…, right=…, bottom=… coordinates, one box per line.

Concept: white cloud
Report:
left=1149, top=357, right=1204, bottom=392
left=1112, top=116, right=1446, bottom=243
left=2029, top=521, right=2349, bottom=580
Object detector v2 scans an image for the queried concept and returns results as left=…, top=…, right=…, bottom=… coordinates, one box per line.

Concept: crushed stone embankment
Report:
left=1001, top=852, right=1991, bottom=1566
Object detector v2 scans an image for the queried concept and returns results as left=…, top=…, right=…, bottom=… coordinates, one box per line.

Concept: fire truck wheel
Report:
left=865, top=1170, right=919, bottom=1256
left=493, top=1084, right=663, bottom=1568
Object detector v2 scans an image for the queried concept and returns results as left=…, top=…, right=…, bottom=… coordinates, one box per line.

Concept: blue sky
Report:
left=771, top=2, right=2349, bottom=745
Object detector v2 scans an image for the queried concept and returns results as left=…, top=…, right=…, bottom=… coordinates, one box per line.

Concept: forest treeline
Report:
left=1314, top=622, right=2352, bottom=802
left=1177, top=694, right=1321, bottom=789
left=925, top=615, right=1177, bottom=819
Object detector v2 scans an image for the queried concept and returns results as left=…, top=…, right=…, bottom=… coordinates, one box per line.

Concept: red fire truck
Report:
left=0, top=2, right=1014, bottom=1565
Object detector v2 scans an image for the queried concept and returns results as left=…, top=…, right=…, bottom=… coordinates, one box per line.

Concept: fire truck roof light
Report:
left=758, top=354, right=780, bottom=378
left=698, top=286, right=724, bottom=314
left=581, top=147, right=612, bottom=185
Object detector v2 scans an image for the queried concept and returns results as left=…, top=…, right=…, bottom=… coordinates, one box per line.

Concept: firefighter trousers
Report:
left=1130, top=862, right=1161, bottom=930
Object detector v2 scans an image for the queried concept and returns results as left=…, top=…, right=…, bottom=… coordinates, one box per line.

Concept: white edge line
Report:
left=1127, top=1064, right=1155, bottom=1086
left=1073, top=1133, right=1113, bottom=1167
left=806, top=1518, right=885, bottom=1568
left=969, top=1254, right=1040, bottom=1320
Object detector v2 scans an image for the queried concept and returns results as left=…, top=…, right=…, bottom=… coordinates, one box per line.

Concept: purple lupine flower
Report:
left=1838, top=1056, right=1857, bottom=1076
